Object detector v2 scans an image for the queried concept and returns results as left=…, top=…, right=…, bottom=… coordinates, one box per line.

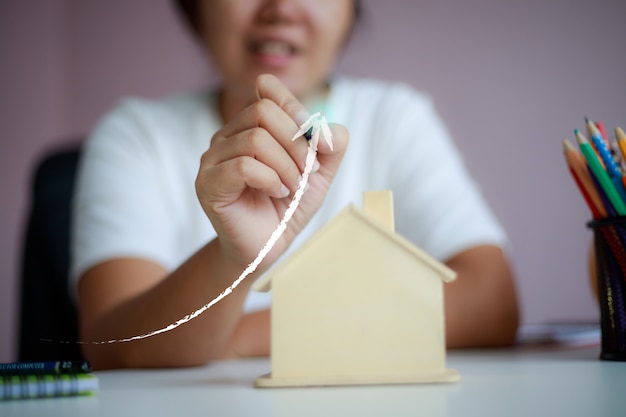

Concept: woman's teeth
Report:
left=257, top=41, right=293, bottom=55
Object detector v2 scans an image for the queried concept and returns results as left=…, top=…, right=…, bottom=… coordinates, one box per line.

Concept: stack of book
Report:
left=0, top=360, right=98, bottom=400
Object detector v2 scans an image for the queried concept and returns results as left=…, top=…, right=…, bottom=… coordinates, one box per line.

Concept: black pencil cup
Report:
left=587, top=216, right=626, bottom=361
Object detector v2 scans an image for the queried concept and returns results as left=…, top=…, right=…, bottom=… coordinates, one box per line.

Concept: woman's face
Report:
left=199, top=0, right=354, bottom=100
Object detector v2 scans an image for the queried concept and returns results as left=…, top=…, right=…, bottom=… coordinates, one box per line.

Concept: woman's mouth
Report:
left=254, top=41, right=294, bottom=55
left=249, top=40, right=298, bottom=68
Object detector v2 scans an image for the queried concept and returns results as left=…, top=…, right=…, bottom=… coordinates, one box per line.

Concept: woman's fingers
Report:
left=198, top=155, right=290, bottom=203
left=201, top=74, right=348, bottom=208
left=253, top=74, right=349, bottom=163
left=215, top=98, right=309, bottom=174
left=255, top=73, right=312, bottom=126
left=195, top=75, right=350, bottom=269
left=207, top=127, right=303, bottom=194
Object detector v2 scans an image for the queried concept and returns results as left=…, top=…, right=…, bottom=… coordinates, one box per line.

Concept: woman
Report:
left=71, top=0, right=519, bottom=369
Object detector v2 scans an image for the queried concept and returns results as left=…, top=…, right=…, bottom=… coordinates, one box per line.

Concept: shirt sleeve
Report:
left=69, top=100, right=182, bottom=293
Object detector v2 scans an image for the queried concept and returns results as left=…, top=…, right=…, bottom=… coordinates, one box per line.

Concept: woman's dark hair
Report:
left=173, top=0, right=362, bottom=39
left=173, top=0, right=203, bottom=37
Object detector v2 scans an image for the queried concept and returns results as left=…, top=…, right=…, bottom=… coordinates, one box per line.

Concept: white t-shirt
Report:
left=71, top=76, right=506, bottom=311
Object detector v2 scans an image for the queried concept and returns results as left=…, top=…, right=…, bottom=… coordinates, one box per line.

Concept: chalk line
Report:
left=47, top=112, right=331, bottom=345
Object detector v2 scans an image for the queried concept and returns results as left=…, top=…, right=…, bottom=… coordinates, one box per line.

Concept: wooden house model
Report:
left=253, top=191, right=460, bottom=387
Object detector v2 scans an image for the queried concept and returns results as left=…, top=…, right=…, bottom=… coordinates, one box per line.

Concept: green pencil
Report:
left=576, top=129, right=626, bottom=216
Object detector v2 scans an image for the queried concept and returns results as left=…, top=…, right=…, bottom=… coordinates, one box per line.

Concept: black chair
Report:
left=18, top=146, right=84, bottom=361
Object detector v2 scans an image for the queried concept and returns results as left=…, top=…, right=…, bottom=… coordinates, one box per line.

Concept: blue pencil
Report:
left=584, top=120, right=626, bottom=204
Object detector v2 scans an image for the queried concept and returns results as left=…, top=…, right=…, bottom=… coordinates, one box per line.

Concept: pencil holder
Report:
left=587, top=216, right=626, bottom=361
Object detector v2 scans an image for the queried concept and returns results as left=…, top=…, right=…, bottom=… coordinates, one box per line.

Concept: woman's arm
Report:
left=218, top=244, right=520, bottom=357
left=76, top=75, right=349, bottom=369
left=219, top=309, right=271, bottom=359
left=78, top=240, right=256, bottom=369
left=443, top=245, right=519, bottom=348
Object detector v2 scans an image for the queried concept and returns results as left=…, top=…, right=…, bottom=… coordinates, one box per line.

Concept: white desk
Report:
left=1, top=346, right=624, bottom=417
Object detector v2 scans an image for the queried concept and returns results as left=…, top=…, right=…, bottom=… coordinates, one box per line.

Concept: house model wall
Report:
left=254, top=191, right=460, bottom=387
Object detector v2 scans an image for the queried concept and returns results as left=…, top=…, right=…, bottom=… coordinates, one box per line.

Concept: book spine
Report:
left=0, top=374, right=98, bottom=400
left=0, top=360, right=91, bottom=375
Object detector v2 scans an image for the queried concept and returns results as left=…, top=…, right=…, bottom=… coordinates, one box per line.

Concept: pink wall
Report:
left=0, top=0, right=206, bottom=362
left=1, top=0, right=70, bottom=363
left=1, top=0, right=625, bottom=361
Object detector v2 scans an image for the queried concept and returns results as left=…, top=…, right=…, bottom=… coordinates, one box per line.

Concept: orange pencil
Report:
left=612, top=126, right=626, bottom=190
left=562, top=139, right=606, bottom=218
left=616, top=126, right=626, bottom=162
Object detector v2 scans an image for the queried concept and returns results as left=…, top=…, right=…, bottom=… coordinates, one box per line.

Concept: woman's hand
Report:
left=196, top=74, right=349, bottom=271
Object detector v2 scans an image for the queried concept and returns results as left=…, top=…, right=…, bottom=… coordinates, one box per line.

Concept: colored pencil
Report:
left=576, top=130, right=626, bottom=216
left=584, top=121, right=626, bottom=204
left=562, top=139, right=606, bottom=218
left=616, top=126, right=626, bottom=163
left=587, top=119, right=608, bottom=145
left=595, top=121, right=608, bottom=143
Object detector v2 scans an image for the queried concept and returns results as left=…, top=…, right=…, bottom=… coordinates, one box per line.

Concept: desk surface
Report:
left=2, top=346, right=624, bottom=417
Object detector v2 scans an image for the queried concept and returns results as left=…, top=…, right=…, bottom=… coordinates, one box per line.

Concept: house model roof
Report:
left=253, top=202, right=456, bottom=293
